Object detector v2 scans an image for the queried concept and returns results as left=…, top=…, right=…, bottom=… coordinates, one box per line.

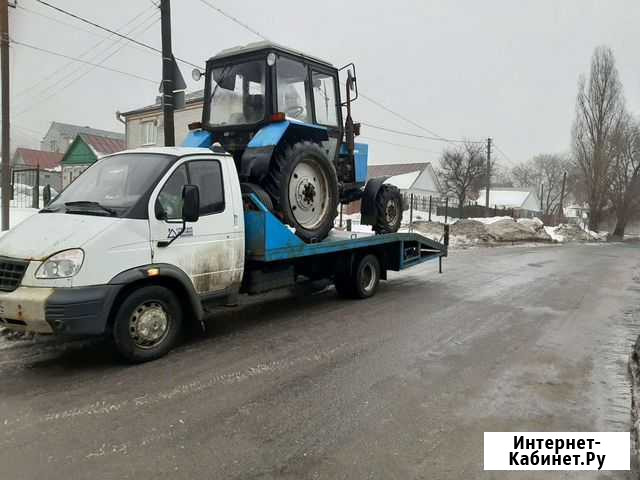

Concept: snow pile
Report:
left=485, top=218, right=551, bottom=242
left=517, top=217, right=544, bottom=231
left=413, top=216, right=555, bottom=248
left=468, top=216, right=514, bottom=225
left=544, top=226, right=565, bottom=242
left=546, top=223, right=607, bottom=243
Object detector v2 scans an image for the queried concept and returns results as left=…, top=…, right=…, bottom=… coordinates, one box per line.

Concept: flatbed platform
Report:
left=244, top=195, right=448, bottom=271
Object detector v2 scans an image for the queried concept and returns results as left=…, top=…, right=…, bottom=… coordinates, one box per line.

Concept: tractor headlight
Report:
left=35, top=249, right=84, bottom=279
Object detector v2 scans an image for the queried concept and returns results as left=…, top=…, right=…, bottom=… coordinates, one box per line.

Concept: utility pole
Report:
left=484, top=137, right=491, bottom=217
left=160, top=0, right=175, bottom=147
left=540, top=183, right=544, bottom=213
left=1, top=0, right=10, bottom=230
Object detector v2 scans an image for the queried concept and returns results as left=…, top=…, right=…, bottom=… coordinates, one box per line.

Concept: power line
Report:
left=34, top=0, right=201, bottom=69
left=15, top=3, right=160, bottom=59
left=10, top=40, right=157, bottom=83
left=492, top=143, right=518, bottom=166
left=196, top=0, right=270, bottom=41
left=191, top=0, right=478, bottom=147
left=13, top=5, right=157, bottom=100
left=358, top=93, right=447, bottom=140
left=13, top=13, right=161, bottom=117
left=362, top=121, right=484, bottom=144
left=16, top=3, right=108, bottom=39
left=359, top=135, right=443, bottom=155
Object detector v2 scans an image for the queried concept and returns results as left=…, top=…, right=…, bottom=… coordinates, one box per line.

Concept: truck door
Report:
left=149, top=156, right=244, bottom=296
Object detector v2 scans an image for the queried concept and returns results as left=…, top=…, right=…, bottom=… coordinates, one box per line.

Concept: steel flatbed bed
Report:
left=243, top=194, right=449, bottom=272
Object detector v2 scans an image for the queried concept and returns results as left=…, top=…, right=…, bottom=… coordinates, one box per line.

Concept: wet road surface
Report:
left=0, top=243, right=639, bottom=479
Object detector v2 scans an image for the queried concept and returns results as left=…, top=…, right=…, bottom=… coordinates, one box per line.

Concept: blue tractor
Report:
left=184, top=42, right=403, bottom=242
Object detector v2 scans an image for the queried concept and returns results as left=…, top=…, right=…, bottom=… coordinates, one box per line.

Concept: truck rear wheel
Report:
left=334, top=254, right=381, bottom=299
left=263, top=142, right=338, bottom=242
left=112, top=285, right=182, bottom=363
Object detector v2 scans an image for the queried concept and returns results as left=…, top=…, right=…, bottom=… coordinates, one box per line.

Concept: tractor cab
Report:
left=200, top=42, right=344, bottom=166
left=185, top=42, right=399, bottom=243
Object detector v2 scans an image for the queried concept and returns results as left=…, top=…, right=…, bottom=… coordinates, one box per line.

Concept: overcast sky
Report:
left=7, top=0, right=640, bottom=168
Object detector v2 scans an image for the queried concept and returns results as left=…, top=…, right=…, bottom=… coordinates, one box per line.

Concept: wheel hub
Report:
left=385, top=199, right=398, bottom=224
left=129, top=302, right=169, bottom=348
left=288, top=159, right=329, bottom=229
left=296, top=180, right=316, bottom=208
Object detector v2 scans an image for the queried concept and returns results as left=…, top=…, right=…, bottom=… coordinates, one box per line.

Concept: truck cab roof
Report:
left=108, top=146, right=232, bottom=159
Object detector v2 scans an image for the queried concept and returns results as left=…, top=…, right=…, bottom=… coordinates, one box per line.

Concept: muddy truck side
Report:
left=0, top=148, right=448, bottom=362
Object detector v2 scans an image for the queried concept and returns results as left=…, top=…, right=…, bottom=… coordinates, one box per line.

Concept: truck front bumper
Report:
left=0, top=285, right=120, bottom=335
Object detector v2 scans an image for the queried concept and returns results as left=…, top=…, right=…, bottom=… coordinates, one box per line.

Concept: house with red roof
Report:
left=12, top=147, right=64, bottom=192
left=61, top=132, right=126, bottom=188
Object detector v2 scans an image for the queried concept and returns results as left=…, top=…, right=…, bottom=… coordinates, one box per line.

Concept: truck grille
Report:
left=0, top=257, right=28, bottom=292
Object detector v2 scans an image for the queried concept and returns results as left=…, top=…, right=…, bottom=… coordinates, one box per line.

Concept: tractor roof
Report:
left=209, top=41, right=335, bottom=69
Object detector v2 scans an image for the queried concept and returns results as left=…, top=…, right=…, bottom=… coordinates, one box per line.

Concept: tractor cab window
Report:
left=208, top=60, right=266, bottom=126
left=312, top=72, right=338, bottom=126
left=276, top=57, right=311, bottom=123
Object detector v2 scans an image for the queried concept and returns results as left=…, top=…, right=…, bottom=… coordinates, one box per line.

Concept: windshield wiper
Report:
left=40, top=206, right=62, bottom=213
left=64, top=201, right=117, bottom=216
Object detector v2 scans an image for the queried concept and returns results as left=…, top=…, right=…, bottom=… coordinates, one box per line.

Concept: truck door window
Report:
left=312, top=72, right=338, bottom=126
left=156, top=165, right=188, bottom=220
left=187, top=160, right=225, bottom=215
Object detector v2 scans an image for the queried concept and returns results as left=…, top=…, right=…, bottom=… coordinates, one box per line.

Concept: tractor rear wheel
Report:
left=263, top=142, right=338, bottom=242
left=372, top=184, right=403, bottom=234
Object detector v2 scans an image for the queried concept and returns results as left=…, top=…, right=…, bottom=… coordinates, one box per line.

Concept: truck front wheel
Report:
left=112, top=285, right=183, bottom=363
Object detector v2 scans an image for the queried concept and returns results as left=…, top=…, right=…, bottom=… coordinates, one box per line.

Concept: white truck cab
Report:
left=0, top=147, right=244, bottom=361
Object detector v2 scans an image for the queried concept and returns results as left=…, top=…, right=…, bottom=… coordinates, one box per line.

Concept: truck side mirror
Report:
left=182, top=184, right=200, bottom=223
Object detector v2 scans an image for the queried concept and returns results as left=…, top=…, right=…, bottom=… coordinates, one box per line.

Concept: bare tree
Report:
left=608, top=113, right=640, bottom=239
left=437, top=142, right=486, bottom=218
left=510, top=154, right=572, bottom=215
left=511, top=162, right=541, bottom=190
left=572, top=46, right=625, bottom=231
left=492, top=164, right=514, bottom=187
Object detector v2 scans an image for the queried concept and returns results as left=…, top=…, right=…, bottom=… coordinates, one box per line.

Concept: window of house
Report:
left=142, top=120, right=158, bottom=146
left=50, top=140, right=58, bottom=152
left=312, top=72, right=338, bottom=126
left=276, top=57, right=311, bottom=122
left=187, top=160, right=224, bottom=215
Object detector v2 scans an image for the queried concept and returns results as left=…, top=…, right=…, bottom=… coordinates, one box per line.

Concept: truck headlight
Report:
left=35, top=249, right=84, bottom=279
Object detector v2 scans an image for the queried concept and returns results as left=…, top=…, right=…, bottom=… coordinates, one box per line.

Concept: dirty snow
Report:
left=467, top=216, right=513, bottom=225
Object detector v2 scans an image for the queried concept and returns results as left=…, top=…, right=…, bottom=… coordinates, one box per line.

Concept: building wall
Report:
left=61, top=140, right=97, bottom=188
left=522, top=193, right=541, bottom=212
left=62, top=165, right=89, bottom=188
left=412, top=167, right=440, bottom=194
left=125, top=103, right=203, bottom=149
left=40, top=127, right=75, bottom=154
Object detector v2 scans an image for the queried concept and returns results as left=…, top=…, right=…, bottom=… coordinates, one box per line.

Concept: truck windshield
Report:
left=46, top=153, right=173, bottom=217
left=207, top=59, right=266, bottom=126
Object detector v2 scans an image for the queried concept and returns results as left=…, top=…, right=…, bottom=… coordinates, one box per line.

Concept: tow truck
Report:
left=0, top=44, right=448, bottom=362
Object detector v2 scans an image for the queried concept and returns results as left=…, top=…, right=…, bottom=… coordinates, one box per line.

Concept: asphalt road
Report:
left=1, top=243, right=639, bottom=479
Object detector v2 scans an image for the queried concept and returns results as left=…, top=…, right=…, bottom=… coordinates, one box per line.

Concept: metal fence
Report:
left=10, top=168, right=56, bottom=209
